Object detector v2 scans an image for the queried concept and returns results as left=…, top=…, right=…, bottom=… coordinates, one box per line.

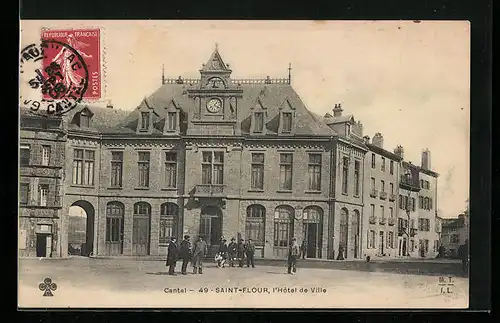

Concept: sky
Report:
left=20, top=20, right=470, bottom=219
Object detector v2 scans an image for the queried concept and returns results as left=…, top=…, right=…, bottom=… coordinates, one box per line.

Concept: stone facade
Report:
left=19, top=46, right=441, bottom=260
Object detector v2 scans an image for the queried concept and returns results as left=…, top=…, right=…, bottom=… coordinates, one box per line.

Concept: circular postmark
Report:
left=19, top=39, right=89, bottom=116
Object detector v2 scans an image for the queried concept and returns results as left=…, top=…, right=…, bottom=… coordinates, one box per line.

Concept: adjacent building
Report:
left=18, top=45, right=442, bottom=260
left=441, top=212, right=469, bottom=257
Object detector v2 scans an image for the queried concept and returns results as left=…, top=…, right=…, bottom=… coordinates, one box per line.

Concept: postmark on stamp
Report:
left=20, top=39, right=90, bottom=116
left=41, top=28, right=101, bottom=100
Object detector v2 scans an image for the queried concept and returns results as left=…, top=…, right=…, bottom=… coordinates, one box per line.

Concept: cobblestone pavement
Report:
left=18, top=257, right=468, bottom=309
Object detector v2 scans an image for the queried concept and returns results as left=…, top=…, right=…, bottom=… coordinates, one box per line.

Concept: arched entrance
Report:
left=350, top=210, right=360, bottom=259
left=339, top=208, right=349, bottom=259
left=68, top=201, right=95, bottom=257
left=303, top=206, right=323, bottom=259
left=200, top=205, right=222, bottom=245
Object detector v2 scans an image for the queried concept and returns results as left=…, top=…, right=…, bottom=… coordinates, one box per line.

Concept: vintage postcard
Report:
left=18, top=20, right=470, bottom=309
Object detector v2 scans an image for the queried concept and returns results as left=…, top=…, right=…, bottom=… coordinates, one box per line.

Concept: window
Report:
left=141, top=112, right=149, bottom=130
left=254, top=112, right=264, bottom=132
left=72, top=149, right=95, bottom=186
left=346, top=123, right=351, bottom=135
left=399, top=194, right=403, bottom=209
left=138, top=152, right=150, bottom=187
left=381, top=180, right=385, bottom=193
left=80, top=113, right=91, bottom=128
left=370, top=204, right=375, bottom=219
left=110, top=152, right=123, bottom=187
left=279, top=153, right=293, bottom=190
left=450, top=234, right=459, bottom=244
left=410, top=219, right=415, bottom=230
left=433, top=240, right=438, bottom=252
left=308, top=154, right=322, bottom=191
left=202, top=151, right=224, bottom=185
left=342, top=156, right=349, bottom=194
left=418, top=218, right=430, bottom=231
left=390, top=160, right=394, bottom=175
left=371, top=153, right=375, bottom=168
left=41, top=146, right=51, bottom=166
left=424, top=239, right=429, bottom=253
left=368, top=230, right=375, bottom=248
left=390, top=183, right=394, bottom=195
left=389, top=207, right=394, bottom=219
left=419, top=196, right=424, bottom=209
left=274, top=206, right=294, bottom=247
left=404, top=195, right=409, bottom=211
left=412, top=197, right=416, bottom=211
left=20, top=145, right=30, bottom=166
left=160, top=203, right=178, bottom=245
left=381, top=157, right=385, bottom=172
left=429, top=198, right=433, bottom=210
left=282, top=112, right=292, bottom=133
left=354, top=160, right=360, bottom=196
left=388, top=232, right=394, bottom=248
left=423, top=197, right=429, bottom=210
left=38, top=184, right=48, bottom=206
left=251, top=153, right=264, bottom=189
left=20, top=183, right=30, bottom=205
left=371, top=177, right=376, bottom=191
left=167, top=112, right=177, bottom=131
left=106, top=202, right=124, bottom=243
left=164, top=152, right=177, bottom=188
left=246, top=205, right=266, bottom=245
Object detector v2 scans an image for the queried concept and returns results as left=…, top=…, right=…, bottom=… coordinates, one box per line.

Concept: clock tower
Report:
left=187, top=44, right=243, bottom=136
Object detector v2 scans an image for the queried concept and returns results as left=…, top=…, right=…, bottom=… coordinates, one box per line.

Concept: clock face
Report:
left=206, top=98, right=222, bottom=113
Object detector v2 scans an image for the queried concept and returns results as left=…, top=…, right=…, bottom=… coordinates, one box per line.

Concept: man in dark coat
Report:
left=244, top=238, right=256, bottom=268
left=459, top=239, right=469, bottom=273
left=237, top=239, right=246, bottom=267
left=179, top=235, right=192, bottom=275
left=300, top=240, right=307, bottom=260
left=166, top=237, right=179, bottom=275
left=228, top=238, right=238, bottom=267
left=287, top=237, right=300, bottom=274
left=192, top=236, right=208, bottom=274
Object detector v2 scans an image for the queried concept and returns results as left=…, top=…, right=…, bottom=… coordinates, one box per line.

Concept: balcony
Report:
left=379, top=191, right=388, bottom=200
left=410, top=228, right=417, bottom=237
left=369, top=189, right=378, bottom=198
left=379, top=217, right=386, bottom=225
left=389, top=194, right=396, bottom=202
left=369, top=216, right=376, bottom=224
left=388, top=218, right=395, bottom=226
left=193, top=184, right=226, bottom=197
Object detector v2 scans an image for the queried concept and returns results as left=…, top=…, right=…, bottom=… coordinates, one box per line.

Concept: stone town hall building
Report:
left=19, top=46, right=439, bottom=260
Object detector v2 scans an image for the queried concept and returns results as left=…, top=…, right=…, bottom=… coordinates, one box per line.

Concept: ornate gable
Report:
left=278, top=97, right=295, bottom=135
left=136, top=97, right=159, bottom=134
left=163, top=98, right=181, bottom=135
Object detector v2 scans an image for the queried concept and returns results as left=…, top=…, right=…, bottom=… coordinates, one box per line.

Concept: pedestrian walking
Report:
left=459, top=239, right=469, bottom=273
left=192, top=236, right=208, bottom=274
left=166, top=237, right=179, bottom=275
left=244, top=238, right=256, bottom=268
left=228, top=238, right=237, bottom=267
left=287, top=237, right=300, bottom=275
left=179, top=235, right=192, bottom=275
left=336, top=244, right=345, bottom=260
left=237, top=239, right=246, bottom=267
left=300, top=240, right=307, bottom=260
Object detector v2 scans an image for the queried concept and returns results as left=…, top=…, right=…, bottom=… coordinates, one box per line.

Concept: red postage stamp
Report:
left=41, top=28, right=101, bottom=100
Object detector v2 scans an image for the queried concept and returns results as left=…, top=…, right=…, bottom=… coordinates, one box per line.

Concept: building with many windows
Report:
left=18, top=46, right=441, bottom=260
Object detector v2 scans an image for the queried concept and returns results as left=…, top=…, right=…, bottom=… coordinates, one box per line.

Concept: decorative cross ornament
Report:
left=39, top=277, right=57, bottom=296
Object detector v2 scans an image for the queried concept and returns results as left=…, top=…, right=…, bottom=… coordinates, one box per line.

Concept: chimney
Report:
left=106, top=100, right=113, bottom=109
left=394, top=145, right=404, bottom=159
left=332, top=103, right=343, bottom=117
left=372, top=133, right=384, bottom=148
left=363, top=135, right=370, bottom=144
left=421, top=148, right=431, bottom=170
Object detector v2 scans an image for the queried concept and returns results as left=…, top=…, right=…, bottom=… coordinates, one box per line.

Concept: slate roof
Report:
left=116, top=82, right=337, bottom=137
left=63, top=104, right=131, bottom=133
left=324, top=114, right=355, bottom=125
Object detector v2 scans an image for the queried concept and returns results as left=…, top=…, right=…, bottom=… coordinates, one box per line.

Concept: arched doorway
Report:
left=350, top=210, right=360, bottom=259
left=273, top=205, right=295, bottom=258
left=339, top=208, right=349, bottom=259
left=68, top=201, right=95, bottom=257
left=105, top=201, right=124, bottom=255
left=303, top=206, right=323, bottom=259
left=200, top=205, right=222, bottom=245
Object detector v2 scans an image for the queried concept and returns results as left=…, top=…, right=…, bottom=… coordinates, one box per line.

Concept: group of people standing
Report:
left=166, top=235, right=208, bottom=275
left=215, top=237, right=256, bottom=268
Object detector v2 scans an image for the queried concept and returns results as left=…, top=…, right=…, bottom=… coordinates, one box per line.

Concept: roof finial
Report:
left=288, top=63, right=292, bottom=84
left=161, top=64, right=165, bottom=85
left=215, top=42, right=219, bottom=52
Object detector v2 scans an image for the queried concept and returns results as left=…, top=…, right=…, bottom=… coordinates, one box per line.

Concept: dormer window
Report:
left=167, top=112, right=177, bottom=131
left=80, top=113, right=91, bottom=128
left=141, top=112, right=150, bottom=130
left=346, top=123, right=351, bottom=135
left=254, top=112, right=264, bottom=132
left=282, top=112, right=292, bottom=133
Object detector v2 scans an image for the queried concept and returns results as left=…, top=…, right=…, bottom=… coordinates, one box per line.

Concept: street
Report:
left=18, top=257, right=468, bottom=308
